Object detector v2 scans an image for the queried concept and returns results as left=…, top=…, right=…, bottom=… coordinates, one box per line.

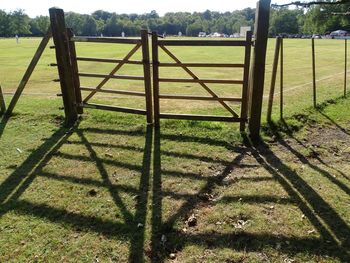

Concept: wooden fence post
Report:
left=152, top=32, right=160, bottom=128
left=345, top=39, right=347, bottom=97
left=248, top=0, right=271, bottom=140
left=267, top=36, right=281, bottom=122
left=312, top=38, right=317, bottom=107
left=280, top=37, right=284, bottom=120
left=49, top=8, right=78, bottom=126
left=67, top=28, right=83, bottom=114
left=0, top=86, right=6, bottom=116
left=141, top=29, right=153, bottom=124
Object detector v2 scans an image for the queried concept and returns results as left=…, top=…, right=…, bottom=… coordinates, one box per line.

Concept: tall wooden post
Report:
left=152, top=32, right=160, bottom=128
left=141, top=29, right=153, bottom=124
left=280, top=37, right=284, bottom=120
left=312, top=38, right=317, bottom=108
left=67, top=28, right=83, bottom=114
left=49, top=8, right=78, bottom=126
left=240, top=31, right=252, bottom=132
left=248, top=0, right=271, bottom=140
left=345, top=39, right=347, bottom=97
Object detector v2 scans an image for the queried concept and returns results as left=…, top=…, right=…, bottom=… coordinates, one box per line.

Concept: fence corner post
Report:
left=49, top=7, right=78, bottom=126
left=248, top=0, right=271, bottom=140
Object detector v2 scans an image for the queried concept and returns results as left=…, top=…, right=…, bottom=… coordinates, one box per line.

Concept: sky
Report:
left=1, top=0, right=290, bottom=17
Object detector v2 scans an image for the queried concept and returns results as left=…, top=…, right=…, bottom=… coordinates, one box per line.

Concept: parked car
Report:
left=330, top=30, right=348, bottom=38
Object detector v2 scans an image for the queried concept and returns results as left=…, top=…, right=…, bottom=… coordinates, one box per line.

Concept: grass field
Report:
left=0, top=37, right=348, bottom=119
left=0, top=37, right=350, bottom=262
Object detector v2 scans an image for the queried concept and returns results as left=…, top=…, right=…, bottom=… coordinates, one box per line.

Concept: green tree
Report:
left=0, top=10, right=12, bottom=37
left=10, top=9, right=31, bottom=35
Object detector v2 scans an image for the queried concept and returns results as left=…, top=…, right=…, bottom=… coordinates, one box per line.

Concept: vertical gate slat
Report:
left=240, top=31, right=252, bottom=132
left=152, top=32, right=160, bottom=127
left=141, top=30, right=153, bottom=124
left=67, top=28, right=83, bottom=114
left=49, top=8, right=78, bottom=126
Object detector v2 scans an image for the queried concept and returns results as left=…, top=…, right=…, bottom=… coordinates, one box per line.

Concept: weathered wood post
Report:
left=267, top=36, right=281, bottom=122
left=141, top=29, right=153, bottom=124
left=248, top=0, right=271, bottom=140
left=240, top=31, right=252, bottom=132
left=345, top=39, right=347, bottom=97
left=67, top=28, right=83, bottom=114
left=312, top=38, right=317, bottom=107
left=49, top=8, right=78, bottom=126
left=152, top=32, right=160, bottom=128
left=280, top=37, right=284, bottom=120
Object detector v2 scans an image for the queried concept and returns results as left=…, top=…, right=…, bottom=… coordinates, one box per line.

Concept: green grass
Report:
left=0, top=37, right=348, bottom=119
left=0, top=96, right=350, bottom=262
left=0, top=37, right=350, bottom=262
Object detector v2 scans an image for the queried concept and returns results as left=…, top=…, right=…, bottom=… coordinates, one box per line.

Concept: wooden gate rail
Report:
left=70, top=30, right=153, bottom=123
left=152, top=31, right=252, bottom=130
left=76, top=57, right=143, bottom=65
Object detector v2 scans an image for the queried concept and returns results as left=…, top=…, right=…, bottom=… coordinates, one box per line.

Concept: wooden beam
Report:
left=5, top=29, right=51, bottom=117
left=71, top=36, right=141, bottom=44
left=79, top=73, right=145, bottom=81
left=80, top=87, right=146, bottom=97
left=141, top=29, right=153, bottom=124
left=280, top=38, right=284, bottom=120
left=240, top=31, right=253, bottom=132
left=159, top=113, right=243, bottom=122
left=76, top=57, right=143, bottom=65
left=158, top=94, right=242, bottom=101
left=83, top=103, right=147, bottom=115
left=158, top=78, right=243, bottom=84
left=345, top=39, right=347, bottom=97
left=159, top=62, right=245, bottom=68
left=159, top=40, right=249, bottom=46
left=312, top=38, right=317, bottom=107
left=267, top=36, right=281, bottom=122
left=67, top=28, right=83, bottom=114
left=152, top=32, right=160, bottom=127
left=248, top=0, right=271, bottom=140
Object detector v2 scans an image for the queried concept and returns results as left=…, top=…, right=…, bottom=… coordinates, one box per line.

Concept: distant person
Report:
left=15, top=35, right=19, bottom=44
left=163, top=32, right=166, bottom=38
left=178, top=31, right=182, bottom=37
left=121, top=31, right=125, bottom=38
left=100, top=33, right=103, bottom=37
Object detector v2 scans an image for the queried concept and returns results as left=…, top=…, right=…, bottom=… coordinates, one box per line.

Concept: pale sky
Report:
left=1, top=0, right=290, bottom=17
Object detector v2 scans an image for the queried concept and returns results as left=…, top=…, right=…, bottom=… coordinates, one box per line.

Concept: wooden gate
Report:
left=151, top=31, right=252, bottom=131
left=49, top=8, right=153, bottom=125
left=69, top=30, right=153, bottom=123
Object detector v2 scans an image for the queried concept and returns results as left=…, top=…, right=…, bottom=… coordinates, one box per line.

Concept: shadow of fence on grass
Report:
left=0, top=120, right=349, bottom=262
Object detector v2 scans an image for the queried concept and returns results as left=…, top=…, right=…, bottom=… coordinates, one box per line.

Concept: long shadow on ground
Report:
left=0, top=118, right=349, bottom=262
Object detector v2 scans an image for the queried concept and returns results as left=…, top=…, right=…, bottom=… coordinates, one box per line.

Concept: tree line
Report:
left=0, top=5, right=349, bottom=38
